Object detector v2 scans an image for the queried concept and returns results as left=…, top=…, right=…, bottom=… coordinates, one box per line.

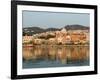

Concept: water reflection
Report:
left=23, top=45, right=89, bottom=68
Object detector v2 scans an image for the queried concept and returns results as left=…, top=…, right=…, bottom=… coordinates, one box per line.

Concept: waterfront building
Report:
left=48, top=38, right=56, bottom=44
left=33, top=38, right=42, bottom=45
left=23, top=35, right=33, bottom=44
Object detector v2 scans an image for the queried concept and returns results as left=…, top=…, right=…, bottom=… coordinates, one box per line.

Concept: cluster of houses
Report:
left=23, top=28, right=89, bottom=46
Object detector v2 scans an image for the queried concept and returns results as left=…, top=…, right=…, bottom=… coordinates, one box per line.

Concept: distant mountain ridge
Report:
left=23, top=25, right=89, bottom=35
left=64, top=25, right=89, bottom=30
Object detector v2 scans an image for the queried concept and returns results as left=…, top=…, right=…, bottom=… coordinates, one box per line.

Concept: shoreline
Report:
left=23, top=44, right=89, bottom=47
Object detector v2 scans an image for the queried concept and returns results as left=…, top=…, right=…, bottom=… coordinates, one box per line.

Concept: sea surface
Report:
left=23, top=45, right=89, bottom=69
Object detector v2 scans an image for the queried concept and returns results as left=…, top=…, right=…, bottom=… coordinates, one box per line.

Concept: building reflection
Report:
left=23, top=45, right=89, bottom=64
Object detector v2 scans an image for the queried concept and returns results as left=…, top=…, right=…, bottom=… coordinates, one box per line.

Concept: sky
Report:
left=22, top=11, right=90, bottom=28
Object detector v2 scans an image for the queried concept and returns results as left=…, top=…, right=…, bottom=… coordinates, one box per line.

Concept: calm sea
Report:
left=23, top=45, right=89, bottom=69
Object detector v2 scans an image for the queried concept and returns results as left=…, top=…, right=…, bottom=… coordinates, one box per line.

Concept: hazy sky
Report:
left=22, top=11, right=90, bottom=28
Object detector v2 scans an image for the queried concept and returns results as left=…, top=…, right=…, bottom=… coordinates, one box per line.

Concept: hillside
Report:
left=23, top=25, right=89, bottom=36
left=64, top=25, right=89, bottom=30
